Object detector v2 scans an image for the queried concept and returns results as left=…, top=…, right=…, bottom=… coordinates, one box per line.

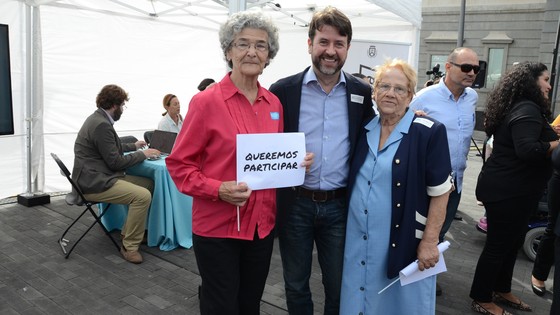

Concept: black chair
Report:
left=51, top=153, right=120, bottom=258
left=144, top=130, right=155, bottom=145
left=119, top=135, right=138, bottom=145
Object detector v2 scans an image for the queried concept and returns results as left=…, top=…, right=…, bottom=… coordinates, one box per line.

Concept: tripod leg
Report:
left=471, top=137, right=482, bottom=156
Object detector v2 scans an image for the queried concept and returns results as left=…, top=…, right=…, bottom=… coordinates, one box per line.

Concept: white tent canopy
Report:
left=0, top=0, right=421, bottom=199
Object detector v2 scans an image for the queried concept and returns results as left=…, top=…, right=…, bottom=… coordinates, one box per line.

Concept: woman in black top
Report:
left=470, top=62, right=558, bottom=315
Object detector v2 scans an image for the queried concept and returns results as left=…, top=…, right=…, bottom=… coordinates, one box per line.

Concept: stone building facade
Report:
left=419, top=0, right=560, bottom=129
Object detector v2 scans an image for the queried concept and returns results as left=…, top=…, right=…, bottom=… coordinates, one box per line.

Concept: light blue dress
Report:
left=340, top=110, right=436, bottom=315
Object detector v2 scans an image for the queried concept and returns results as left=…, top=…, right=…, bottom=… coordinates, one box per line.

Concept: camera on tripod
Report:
left=424, top=64, right=444, bottom=87
left=426, top=64, right=443, bottom=80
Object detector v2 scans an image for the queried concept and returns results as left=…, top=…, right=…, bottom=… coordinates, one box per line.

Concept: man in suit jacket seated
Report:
left=71, top=84, right=160, bottom=264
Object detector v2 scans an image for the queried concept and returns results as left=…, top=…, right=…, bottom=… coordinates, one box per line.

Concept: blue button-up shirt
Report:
left=410, top=79, right=478, bottom=192
left=300, top=69, right=349, bottom=190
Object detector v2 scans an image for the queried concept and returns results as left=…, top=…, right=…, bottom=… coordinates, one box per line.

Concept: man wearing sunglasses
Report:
left=410, top=47, right=480, bottom=295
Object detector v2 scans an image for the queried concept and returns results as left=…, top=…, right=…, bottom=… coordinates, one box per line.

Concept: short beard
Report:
left=113, top=108, right=122, bottom=121
left=312, top=56, right=343, bottom=76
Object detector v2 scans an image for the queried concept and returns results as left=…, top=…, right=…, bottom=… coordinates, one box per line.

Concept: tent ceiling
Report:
left=26, top=0, right=421, bottom=31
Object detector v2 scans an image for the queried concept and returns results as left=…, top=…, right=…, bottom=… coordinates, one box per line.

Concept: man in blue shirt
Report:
left=410, top=47, right=479, bottom=295
left=269, top=7, right=373, bottom=315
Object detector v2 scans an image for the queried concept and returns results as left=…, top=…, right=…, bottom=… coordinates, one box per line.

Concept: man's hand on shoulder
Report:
left=415, top=110, right=428, bottom=117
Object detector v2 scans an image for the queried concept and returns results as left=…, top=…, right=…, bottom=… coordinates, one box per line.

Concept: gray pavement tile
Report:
left=121, top=294, right=165, bottom=313
left=25, top=277, right=63, bottom=298
left=28, top=297, right=70, bottom=314
left=144, top=294, right=174, bottom=309
left=17, top=285, right=44, bottom=300
left=0, top=286, right=37, bottom=312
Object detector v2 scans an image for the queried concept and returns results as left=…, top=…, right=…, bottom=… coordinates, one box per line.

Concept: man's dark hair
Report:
left=308, top=6, right=352, bottom=44
left=197, top=78, right=215, bottom=91
left=96, top=84, right=129, bottom=110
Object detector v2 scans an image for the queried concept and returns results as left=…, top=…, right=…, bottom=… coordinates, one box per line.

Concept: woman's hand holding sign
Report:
left=218, top=181, right=252, bottom=207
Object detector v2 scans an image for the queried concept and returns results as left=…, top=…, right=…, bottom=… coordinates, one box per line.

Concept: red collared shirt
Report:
left=166, top=73, right=283, bottom=240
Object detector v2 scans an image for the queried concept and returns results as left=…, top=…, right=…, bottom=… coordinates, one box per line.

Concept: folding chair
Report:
left=51, top=153, right=120, bottom=258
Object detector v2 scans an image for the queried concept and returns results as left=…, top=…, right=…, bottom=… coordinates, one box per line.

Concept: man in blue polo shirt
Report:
left=410, top=47, right=479, bottom=295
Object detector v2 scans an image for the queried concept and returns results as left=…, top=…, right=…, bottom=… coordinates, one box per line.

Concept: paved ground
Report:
left=0, top=137, right=555, bottom=314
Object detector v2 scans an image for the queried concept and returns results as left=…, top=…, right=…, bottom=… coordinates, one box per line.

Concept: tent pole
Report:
left=24, top=4, right=31, bottom=197
left=17, top=3, right=49, bottom=207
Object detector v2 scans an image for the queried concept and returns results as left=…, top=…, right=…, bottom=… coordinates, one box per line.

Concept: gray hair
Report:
left=219, top=11, right=279, bottom=68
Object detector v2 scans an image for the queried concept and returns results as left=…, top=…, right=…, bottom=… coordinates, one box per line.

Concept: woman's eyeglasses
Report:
left=376, top=83, right=409, bottom=96
left=232, top=41, right=269, bottom=52
left=449, top=62, right=481, bottom=74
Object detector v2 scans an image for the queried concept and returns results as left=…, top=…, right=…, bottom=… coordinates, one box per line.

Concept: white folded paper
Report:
left=378, top=241, right=450, bottom=294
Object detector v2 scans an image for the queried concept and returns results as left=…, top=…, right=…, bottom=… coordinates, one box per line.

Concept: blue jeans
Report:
left=278, top=196, right=347, bottom=315
left=439, top=189, right=461, bottom=242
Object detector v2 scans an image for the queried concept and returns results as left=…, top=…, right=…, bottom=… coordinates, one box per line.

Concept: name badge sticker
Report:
left=270, top=112, right=280, bottom=120
left=351, top=94, right=364, bottom=104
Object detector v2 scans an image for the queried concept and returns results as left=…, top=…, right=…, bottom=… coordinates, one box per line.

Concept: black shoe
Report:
left=436, top=283, right=442, bottom=296
left=532, top=283, right=545, bottom=296
left=454, top=214, right=463, bottom=221
left=531, top=276, right=546, bottom=297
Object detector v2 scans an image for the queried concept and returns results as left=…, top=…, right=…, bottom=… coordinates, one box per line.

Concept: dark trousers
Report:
left=533, top=176, right=560, bottom=281
left=532, top=216, right=556, bottom=281
left=551, top=235, right=560, bottom=314
left=193, top=231, right=274, bottom=315
left=470, top=194, right=539, bottom=302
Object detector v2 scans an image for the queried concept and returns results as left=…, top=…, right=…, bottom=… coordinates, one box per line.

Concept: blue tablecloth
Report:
left=99, top=156, right=192, bottom=251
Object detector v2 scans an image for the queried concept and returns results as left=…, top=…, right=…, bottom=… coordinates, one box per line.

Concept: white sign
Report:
left=236, top=132, right=306, bottom=190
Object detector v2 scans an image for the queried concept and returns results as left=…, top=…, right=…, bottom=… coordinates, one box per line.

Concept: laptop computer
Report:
left=149, top=129, right=178, bottom=154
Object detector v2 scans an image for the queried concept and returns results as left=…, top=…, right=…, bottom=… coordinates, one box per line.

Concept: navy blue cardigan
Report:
left=349, top=114, right=453, bottom=278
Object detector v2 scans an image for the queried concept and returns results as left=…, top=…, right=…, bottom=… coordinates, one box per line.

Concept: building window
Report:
left=481, top=32, right=512, bottom=89
left=486, top=48, right=504, bottom=89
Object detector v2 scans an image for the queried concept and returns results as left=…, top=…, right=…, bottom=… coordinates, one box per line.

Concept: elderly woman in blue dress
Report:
left=340, top=59, right=453, bottom=314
